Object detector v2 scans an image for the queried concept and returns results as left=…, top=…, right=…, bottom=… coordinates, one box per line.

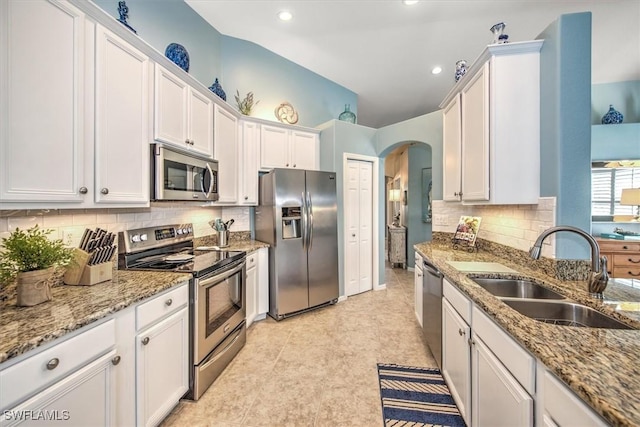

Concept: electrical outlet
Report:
left=434, top=214, right=449, bottom=226
left=62, top=230, right=73, bottom=246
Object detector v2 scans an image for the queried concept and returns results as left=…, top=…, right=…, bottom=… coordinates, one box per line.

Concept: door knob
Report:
left=142, top=337, right=150, bottom=345
left=101, top=188, right=109, bottom=195
left=79, top=187, right=88, bottom=194
left=46, top=358, right=60, bottom=370
left=165, top=298, right=173, bottom=306
left=111, top=355, right=121, bottom=365
left=352, top=233, right=356, bottom=237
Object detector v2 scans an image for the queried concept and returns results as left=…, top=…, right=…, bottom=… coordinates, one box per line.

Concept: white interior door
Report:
left=345, top=159, right=373, bottom=296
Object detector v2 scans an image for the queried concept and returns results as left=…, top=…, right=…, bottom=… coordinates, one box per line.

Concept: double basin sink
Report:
left=471, top=277, right=632, bottom=329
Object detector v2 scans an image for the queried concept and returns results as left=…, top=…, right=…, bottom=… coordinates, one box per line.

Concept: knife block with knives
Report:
left=63, top=228, right=115, bottom=286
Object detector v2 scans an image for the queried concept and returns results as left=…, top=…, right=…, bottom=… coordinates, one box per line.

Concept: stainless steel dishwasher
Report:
left=422, top=259, right=443, bottom=369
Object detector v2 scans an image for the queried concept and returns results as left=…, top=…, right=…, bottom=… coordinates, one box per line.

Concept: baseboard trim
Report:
left=374, top=283, right=387, bottom=291
left=337, top=295, right=348, bottom=303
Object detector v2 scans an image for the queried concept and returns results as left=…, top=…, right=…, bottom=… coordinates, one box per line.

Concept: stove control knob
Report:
left=176, top=229, right=183, bottom=235
left=140, top=234, right=148, bottom=241
left=187, top=227, right=193, bottom=234
left=183, top=228, right=190, bottom=235
left=131, top=234, right=141, bottom=243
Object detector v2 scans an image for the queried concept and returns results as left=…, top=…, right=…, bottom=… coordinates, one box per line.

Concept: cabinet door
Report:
left=0, top=0, right=87, bottom=203
left=260, top=125, right=289, bottom=169
left=154, top=65, right=188, bottom=148
left=94, top=25, right=150, bottom=205
left=246, top=262, right=258, bottom=327
left=136, top=307, right=188, bottom=427
left=442, top=299, right=471, bottom=425
left=442, top=94, right=462, bottom=201
left=240, top=121, right=259, bottom=204
left=461, top=63, right=490, bottom=202
left=290, top=131, right=318, bottom=170
left=2, top=350, right=117, bottom=427
left=213, top=105, right=239, bottom=203
left=472, top=335, right=533, bottom=427
left=414, top=263, right=423, bottom=326
left=188, top=88, right=214, bottom=157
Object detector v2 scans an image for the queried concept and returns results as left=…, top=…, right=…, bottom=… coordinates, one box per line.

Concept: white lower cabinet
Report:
left=471, top=334, right=533, bottom=426
left=246, top=251, right=258, bottom=327
left=135, top=287, right=189, bottom=427
left=539, top=366, right=608, bottom=427
left=246, top=248, right=269, bottom=328
left=414, top=253, right=423, bottom=326
left=442, top=299, right=471, bottom=425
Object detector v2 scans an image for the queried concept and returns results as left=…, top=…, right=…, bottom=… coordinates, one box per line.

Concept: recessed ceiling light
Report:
left=431, top=66, right=442, bottom=75
left=278, top=10, right=293, bottom=21
left=403, top=0, right=419, bottom=5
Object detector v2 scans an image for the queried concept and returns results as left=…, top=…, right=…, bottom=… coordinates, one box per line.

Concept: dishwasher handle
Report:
left=423, top=260, right=443, bottom=278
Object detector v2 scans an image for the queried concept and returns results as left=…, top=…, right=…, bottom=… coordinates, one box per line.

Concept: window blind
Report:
left=591, top=167, right=640, bottom=216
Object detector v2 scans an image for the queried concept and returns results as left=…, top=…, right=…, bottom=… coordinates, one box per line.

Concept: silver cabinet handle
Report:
left=286, top=163, right=289, bottom=167
left=101, top=188, right=109, bottom=195
left=250, top=258, right=255, bottom=263
left=142, top=337, right=150, bottom=345
left=458, top=328, right=465, bottom=336
left=293, top=164, right=296, bottom=168
left=185, top=139, right=190, bottom=145
left=352, top=233, right=356, bottom=237
left=244, top=196, right=248, bottom=200
left=46, top=358, right=59, bottom=370
left=111, top=355, right=121, bottom=365
left=79, top=187, right=88, bottom=194
left=165, top=298, right=173, bottom=306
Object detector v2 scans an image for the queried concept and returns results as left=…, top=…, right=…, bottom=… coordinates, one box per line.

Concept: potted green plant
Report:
left=0, top=225, right=74, bottom=306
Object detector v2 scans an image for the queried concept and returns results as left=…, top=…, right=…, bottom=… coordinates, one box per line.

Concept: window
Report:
left=591, top=163, right=640, bottom=218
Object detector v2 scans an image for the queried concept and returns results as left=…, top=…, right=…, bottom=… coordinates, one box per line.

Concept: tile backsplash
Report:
left=432, top=197, right=557, bottom=258
left=0, top=205, right=251, bottom=247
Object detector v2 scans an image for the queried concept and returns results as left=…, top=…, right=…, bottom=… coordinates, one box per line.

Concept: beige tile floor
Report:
left=161, top=264, right=436, bottom=427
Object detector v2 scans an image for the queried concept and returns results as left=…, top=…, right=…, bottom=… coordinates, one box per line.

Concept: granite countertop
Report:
left=0, top=236, right=270, bottom=365
left=415, top=235, right=640, bottom=427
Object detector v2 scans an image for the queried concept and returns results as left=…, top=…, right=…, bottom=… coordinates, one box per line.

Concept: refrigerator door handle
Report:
left=307, top=191, right=314, bottom=251
left=301, top=191, right=308, bottom=249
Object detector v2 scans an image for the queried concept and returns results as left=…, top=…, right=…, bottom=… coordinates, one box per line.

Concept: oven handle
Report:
left=198, top=260, right=245, bottom=288
left=198, top=328, right=243, bottom=370
left=204, top=163, right=214, bottom=199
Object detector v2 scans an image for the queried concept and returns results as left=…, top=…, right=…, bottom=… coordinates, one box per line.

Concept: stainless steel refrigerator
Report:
left=256, top=169, right=339, bottom=320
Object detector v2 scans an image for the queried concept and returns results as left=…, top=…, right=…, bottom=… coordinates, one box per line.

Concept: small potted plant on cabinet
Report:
left=0, top=225, right=74, bottom=306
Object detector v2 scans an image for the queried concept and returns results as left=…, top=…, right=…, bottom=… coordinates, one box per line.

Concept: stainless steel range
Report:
left=118, top=223, right=246, bottom=400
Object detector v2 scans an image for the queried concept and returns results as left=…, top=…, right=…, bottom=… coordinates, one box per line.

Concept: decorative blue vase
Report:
left=455, top=60, right=467, bottom=82
left=601, top=105, right=623, bottom=124
left=165, top=43, right=189, bottom=73
left=338, top=104, right=356, bottom=123
left=208, top=78, right=226, bottom=101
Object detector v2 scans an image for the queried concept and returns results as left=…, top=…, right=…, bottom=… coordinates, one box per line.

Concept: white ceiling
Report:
left=186, top=0, right=640, bottom=128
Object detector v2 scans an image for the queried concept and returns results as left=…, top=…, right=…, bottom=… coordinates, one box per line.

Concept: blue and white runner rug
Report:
left=377, top=363, right=466, bottom=427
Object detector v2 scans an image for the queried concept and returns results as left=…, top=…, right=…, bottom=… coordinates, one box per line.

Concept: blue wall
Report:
left=538, top=12, right=592, bottom=258
left=406, top=144, right=433, bottom=268
left=93, top=0, right=356, bottom=127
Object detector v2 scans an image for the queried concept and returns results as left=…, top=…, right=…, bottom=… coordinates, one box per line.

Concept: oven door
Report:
left=153, top=145, right=219, bottom=201
left=194, top=259, right=246, bottom=363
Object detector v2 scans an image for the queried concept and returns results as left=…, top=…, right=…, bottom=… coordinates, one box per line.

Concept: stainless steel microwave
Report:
left=151, top=144, right=219, bottom=201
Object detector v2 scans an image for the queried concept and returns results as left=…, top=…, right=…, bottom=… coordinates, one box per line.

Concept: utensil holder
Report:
left=218, top=230, right=229, bottom=248
left=63, top=248, right=112, bottom=286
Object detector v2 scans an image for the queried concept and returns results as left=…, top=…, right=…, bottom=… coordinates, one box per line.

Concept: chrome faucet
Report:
left=529, top=225, right=609, bottom=299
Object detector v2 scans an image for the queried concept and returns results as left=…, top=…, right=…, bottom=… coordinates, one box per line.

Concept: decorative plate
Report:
left=165, top=43, right=189, bottom=73
left=274, top=102, right=299, bottom=124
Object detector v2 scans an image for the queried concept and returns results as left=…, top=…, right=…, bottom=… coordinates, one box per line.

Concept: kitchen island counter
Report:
left=415, top=234, right=640, bottom=427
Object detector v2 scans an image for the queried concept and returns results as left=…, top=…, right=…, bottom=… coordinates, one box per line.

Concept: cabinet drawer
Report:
left=612, top=266, right=640, bottom=278
left=613, top=254, right=640, bottom=266
left=0, top=319, right=115, bottom=411
left=597, top=240, right=640, bottom=252
left=247, top=251, right=258, bottom=270
left=137, top=283, right=188, bottom=331
left=443, top=278, right=471, bottom=323
left=472, top=306, right=535, bottom=394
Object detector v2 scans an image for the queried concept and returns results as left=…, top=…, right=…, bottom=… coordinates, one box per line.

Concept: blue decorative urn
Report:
left=601, top=105, right=624, bottom=124
left=208, top=78, right=226, bottom=101
left=165, top=43, right=189, bottom=73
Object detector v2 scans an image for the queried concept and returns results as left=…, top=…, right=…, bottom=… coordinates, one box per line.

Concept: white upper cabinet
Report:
left=440, top=41, right=543, bottom=204
left=0, top=0, right=87, bottom=203
left=260, top=124, right=319, bottom=171
left=212, top=105, right=239, bottom=203
left=94, top=25, right=150, bottom=204
left=240, top=120, right=260, bottom=205
left=154, top=64, right=213, bottom=158
left=0, top=0, right=150, bottom=208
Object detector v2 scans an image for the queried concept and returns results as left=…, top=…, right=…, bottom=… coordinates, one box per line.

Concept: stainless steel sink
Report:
left=501, top=299, right=633, bottom=329
left=472, top=278, right=566, bottom=300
